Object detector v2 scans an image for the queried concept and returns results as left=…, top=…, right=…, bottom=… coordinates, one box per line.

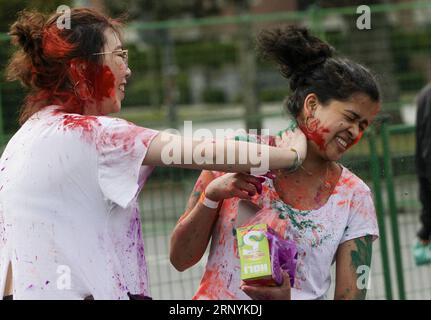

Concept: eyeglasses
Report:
left=92, top=49, right=128, bottom=67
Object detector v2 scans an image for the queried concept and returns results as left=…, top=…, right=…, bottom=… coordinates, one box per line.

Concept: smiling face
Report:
left=299, top=93, right=380, bottom=161
left=97, top=28, right=131, bottom=114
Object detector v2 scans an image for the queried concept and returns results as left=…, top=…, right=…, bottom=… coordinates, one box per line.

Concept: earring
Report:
left=305, top=116, right=318, bottom=133
left=73, top=80, right=93, bottom=101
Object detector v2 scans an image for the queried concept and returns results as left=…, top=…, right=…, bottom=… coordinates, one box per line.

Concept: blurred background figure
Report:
left=413, top=83, right=431, bottom=266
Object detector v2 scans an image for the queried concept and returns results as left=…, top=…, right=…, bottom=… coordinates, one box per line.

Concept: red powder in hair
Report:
left=300, top=124, right=329, bottom=151
left=42, top=25, right=76, bottom=59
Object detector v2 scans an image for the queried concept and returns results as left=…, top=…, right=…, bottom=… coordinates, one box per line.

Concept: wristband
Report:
left=199, top=191, right=220, bottom=209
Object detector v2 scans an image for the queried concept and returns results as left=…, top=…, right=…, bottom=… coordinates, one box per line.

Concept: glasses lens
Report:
left=123, top=50, right=128, bottom=67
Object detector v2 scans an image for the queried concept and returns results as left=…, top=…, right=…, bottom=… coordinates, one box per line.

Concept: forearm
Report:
left=170, top=202, right=219, bottom=271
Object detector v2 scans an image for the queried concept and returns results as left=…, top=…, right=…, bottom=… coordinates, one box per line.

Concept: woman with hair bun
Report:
left=170, top=26, right=381, bottom=300
left=0, top=9, right=307, bottom=300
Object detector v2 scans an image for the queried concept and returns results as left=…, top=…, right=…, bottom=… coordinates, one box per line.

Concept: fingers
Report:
left=234, top=173, right=265, bottom=196
left=241, top=285, right=274, bottom=300
left=234, top=179, right=258, bottom=197
left=281, top=271, right=291, bottom=289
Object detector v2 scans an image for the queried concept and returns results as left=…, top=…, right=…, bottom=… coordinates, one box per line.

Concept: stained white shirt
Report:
left=0, top=105, right=159, bottom=299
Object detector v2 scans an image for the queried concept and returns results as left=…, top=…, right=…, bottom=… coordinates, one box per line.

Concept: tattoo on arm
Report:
left=350, top=235, right=373, bottom=299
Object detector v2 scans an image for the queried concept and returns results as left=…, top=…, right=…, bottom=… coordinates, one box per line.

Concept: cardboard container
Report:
left=236, top=223, right=277, bottom=286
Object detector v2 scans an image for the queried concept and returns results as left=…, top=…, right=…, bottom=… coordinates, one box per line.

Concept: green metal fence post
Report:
left=381, top=122, right=406, bottom=299
left=367, top=128, right=393, bottom=300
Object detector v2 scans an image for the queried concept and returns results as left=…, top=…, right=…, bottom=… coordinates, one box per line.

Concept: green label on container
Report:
left=236, top=223, right=272, bottom=281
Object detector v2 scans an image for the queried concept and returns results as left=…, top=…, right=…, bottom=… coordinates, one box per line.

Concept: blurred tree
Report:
left=303, top=0, right=400, bottom=105
left=104, top=0, right=262, bottom=130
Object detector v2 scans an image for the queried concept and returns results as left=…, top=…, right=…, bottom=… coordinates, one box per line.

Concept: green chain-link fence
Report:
left=1, top=0, right=431, bottom=299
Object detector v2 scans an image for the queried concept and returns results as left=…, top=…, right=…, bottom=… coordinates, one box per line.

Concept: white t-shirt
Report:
left=193, top=166, right=379, bottom=300
left=0, top=105, right=159, bottom=299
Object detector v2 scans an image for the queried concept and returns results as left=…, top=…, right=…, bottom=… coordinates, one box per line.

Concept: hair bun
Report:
left=9, top=10, right=45, bottom=55
left=258, top=26, right=333, bottom=79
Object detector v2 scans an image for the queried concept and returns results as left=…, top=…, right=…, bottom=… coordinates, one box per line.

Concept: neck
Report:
left=300, top=146, right=332, bottom=175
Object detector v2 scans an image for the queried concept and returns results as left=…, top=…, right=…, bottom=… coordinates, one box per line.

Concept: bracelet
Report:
left=286, top=147, right=302, bottom=173
left=199, top=191, right=220, bottom=209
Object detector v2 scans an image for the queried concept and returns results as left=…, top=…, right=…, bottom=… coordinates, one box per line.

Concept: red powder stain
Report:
left=62, top=114, right=101, bottom=142
left=299, top=124, right=329, bottom=151
left=110, top=125, right=149, bottom=152
left=337, top=200, right=348, bottom=206
left=350, top=131, right=364, bottom=147
left=193, top=268, right=236, bottom=300
left=92, top=65, right=116, bottom=102
left=43, top=25, right=76, bottom=59
left=63, top=115, right=99, bottom=131
left=339, top=175, right=356, bottom=189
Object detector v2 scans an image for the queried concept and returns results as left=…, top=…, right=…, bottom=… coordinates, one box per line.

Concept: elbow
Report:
left=169, top=238, right=191, bottom=272
left=169, top=251, right=190, bottom=272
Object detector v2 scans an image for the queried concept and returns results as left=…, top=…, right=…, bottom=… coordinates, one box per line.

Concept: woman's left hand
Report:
left=275, top=119, right=307, bottom=164
left=241, top=272, right=291, bottom=300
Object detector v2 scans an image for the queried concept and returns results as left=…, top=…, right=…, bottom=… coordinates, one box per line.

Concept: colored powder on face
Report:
left=351, top=131, right=364, bottom=146
left=91, top=65, right=117, bottom=102
left=299, top=124, right=329, bottom=151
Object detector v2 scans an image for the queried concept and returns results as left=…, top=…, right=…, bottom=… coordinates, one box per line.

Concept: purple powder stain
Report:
left=27, top=284, right=34, bottom=289
left=45, top=281, right=50, bottom=285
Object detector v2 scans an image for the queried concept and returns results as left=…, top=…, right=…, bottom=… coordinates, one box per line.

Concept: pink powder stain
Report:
left=109, top=125, right=147, bottom=152
left=337, top=200, right=348, bottom=206
left=339, top=176, right=357, bottom=189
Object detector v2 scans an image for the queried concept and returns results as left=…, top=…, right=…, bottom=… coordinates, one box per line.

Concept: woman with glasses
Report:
left=0, top=8, right=307, bottom=300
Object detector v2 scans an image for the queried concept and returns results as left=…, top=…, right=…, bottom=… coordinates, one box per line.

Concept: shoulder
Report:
left=337, top=166, right=372, bottom=196
left=417, top=83, right=431, bottom=106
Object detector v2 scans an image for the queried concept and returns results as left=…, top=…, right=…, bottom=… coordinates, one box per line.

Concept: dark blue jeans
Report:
left=418, top=176, right=431, bottom=241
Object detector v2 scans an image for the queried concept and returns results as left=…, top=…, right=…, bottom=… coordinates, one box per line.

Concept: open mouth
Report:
left=335, top=136, right=348, bottom=150
left=119, top=83, right=126, bottom=93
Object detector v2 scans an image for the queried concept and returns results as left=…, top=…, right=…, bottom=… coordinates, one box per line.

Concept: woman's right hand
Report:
left=205, top=173, right=266, bottom=202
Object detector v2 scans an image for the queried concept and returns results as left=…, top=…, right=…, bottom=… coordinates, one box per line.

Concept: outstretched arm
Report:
left=143, top=131, right=306, bottom=173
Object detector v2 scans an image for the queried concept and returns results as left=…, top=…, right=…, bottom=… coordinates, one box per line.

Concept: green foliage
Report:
left=175, top=41, right=237, bottom=69
left=259, top=88, right=287, bottom=102
left=0, top=0, right=72, bottom=32
left=202, top=88, right=226, bottom=104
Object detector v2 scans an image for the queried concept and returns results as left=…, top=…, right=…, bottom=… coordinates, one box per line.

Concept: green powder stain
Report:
left=277, top=120, right=299, bottom=137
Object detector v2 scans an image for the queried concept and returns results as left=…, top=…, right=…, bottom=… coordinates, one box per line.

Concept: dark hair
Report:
left=6, top=8, right=124, bottom=124
left=258, top=26, right=380, bottom=118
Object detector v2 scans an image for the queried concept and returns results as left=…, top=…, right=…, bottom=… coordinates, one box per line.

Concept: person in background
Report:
left=413, top=83, right=431, bottom=266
